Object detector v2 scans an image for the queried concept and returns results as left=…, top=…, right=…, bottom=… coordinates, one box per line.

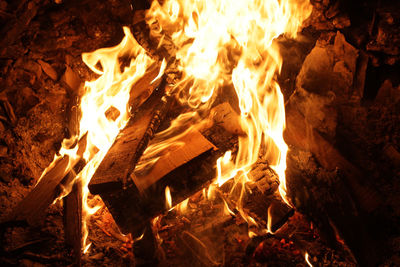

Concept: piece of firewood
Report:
left=8, top=134, right=87, bottom=226
left=97, top=132, right=221, bottom=235
left=284, top=104, right=381, bottom=213
left=128, top=62, right=164, bottom=112
left=63, top=177, right=82, bottom=267
left=88, top=80, right=170, bottom=195
left=132, top=129, right=216, bottom=192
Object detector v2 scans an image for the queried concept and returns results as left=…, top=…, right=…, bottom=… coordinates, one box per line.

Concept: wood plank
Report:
left=88, top=81, right=170, bottom=195
left=132, top=129, right=216, bottom=192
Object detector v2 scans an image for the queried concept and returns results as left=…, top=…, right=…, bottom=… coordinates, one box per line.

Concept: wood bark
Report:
left=63, top=177, right=82, bottom=267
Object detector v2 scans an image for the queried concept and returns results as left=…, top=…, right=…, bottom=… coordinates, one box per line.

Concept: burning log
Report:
left=90, top=128, right=219, bottom=235
left=132, top=129, right=216, bottom=192
left=88, top=78, right=170, bottom=194
left=90, top=123, right=219, bottom=263
left=7, top=134, right=87, bottom=226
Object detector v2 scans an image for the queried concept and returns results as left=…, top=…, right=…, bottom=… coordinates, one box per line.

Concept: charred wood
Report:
left=286, top=148, right=379, bottom=267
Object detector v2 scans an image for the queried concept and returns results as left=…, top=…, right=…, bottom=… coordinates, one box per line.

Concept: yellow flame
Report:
left=266, top=205, right=276, bottom=234
left=305, top=252, right=313, bottom=267
left=83, top=243, right=91, bottom=255
left=146, top=0, right=312, bottom=210
left=35, top=26, right=157, bottom=252
left=165, top=186, right=173, bottom=210
left=176, top=198, right=189, bottom=213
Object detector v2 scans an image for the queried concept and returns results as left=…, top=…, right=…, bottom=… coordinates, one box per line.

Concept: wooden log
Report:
left=132, top=129, right=216, bottom=192
left=286, top=145, right=380, bottom=266
left=96, top=132, right=220, bottom=235
left=284, top=103, right=381, bottom=212
left=132, top=222, right=158, bottom=267
left=8, top=134, right=87, bottom=226
left=284, top=102, right=383, bottom=266
left=88, top=79, right=170, bottom=194
left=63, top=177, right=82, bottom=267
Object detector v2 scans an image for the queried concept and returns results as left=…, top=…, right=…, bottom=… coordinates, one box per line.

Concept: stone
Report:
left=332, top=15, right=351, bottom=29
left=16, top=87, right=39, bottom=115
left=296, top=46, right=335, bottom=95
left=288, top=88, right=337, bottom=140
left=22, top=60, right=42, bottom=80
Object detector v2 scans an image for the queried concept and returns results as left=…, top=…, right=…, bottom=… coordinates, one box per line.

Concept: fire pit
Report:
left=1, top=0, right=399, bottom=266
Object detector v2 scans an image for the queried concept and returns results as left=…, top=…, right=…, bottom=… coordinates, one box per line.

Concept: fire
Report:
left=36, top=27, right=159, bottom=252
left=146, top=0, right=312, bottom=208
left=36, top=0, right=312, bottom=257
left=305, top=252, right=313, bottom=267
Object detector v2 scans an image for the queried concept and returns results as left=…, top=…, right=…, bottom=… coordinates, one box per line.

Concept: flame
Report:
left=146, top=0, right=312, bottom=211
left=36, top=0, right=312, bottom=255
left=165, top=186, right=173, bottom=210
left=35, top=26, right=157, bottom=253
left=305, top=252, right=313, bottom=267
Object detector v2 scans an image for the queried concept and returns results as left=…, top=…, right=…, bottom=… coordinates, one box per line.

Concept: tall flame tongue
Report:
left=146, top=0, right=312, bottom=207
left=79, top=27, right=156, bottom=250
left=39, top=27, right=156, bottom=252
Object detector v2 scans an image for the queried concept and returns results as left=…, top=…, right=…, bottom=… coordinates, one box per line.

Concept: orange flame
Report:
left=35, top=26, right=158, bottom=253
left=165, top=186, right=173, bottom=210
left=146, top=0, right=311, bottom=215
left=305, top=252, right=313, bottom=267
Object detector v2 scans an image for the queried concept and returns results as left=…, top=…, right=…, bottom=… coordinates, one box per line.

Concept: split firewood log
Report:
left=8, top=133, right=87, bottom=226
